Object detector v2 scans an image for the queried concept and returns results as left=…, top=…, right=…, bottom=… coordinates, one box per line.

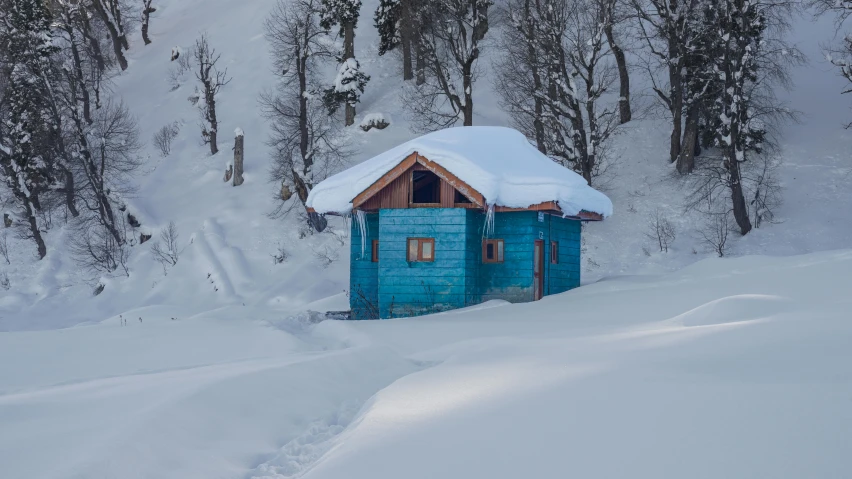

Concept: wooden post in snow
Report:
left=233, top=128, right=244, bottom=186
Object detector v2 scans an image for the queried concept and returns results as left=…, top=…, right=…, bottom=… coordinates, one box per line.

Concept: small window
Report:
left=550, top=241, right=558, bottom=264
left=371, top=239, right=379, bottom=262
left=407, top=238, right=435, bottom=262
left=482, top=239, right=504, bottom=263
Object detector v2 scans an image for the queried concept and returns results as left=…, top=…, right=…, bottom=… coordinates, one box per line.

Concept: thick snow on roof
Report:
left=307, top=127, right=613, bottom=218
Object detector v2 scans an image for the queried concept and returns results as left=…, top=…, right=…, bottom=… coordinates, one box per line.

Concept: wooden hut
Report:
left=307, top=127, right=613, bottom=319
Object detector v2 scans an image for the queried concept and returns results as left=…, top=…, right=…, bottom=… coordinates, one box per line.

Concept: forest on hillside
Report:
left=1, top=0, right=851, bottom=284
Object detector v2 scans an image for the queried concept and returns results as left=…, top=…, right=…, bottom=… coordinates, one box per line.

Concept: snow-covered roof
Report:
left=306, top=127, right=613, bottom=218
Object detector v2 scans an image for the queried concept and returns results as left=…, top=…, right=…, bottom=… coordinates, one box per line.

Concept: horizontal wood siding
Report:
left=478, top=212, right=536, bottom=303
left=547, top=215, right=582, bottom=295
left=357, top=209, right=583, bottom=319
left=378, top=208, right=475, bottom=318
left=350, top=213, right=380, bottom=319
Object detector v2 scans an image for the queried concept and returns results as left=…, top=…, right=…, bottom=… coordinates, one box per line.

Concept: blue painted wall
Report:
left=350, top=213, right=379, bottom=319
left=349, top=208, right=583, bottom=319
left=547, top=215, right=582, bottom=295
left=376, top=208, right=477, bottom=318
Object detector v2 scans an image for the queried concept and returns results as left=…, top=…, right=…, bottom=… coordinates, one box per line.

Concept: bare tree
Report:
left=151, top=220, right=180, bottom=271
left=630, top=0, right=699, bottom=165
left=700, top=211, right=731, bottom=257
left=602, top=0, right=631, bottom=124
left=153, top=122, right=179, bottom=157
left=405, top=0, right=492, bottom=129
left=69, top=214, right=131, bottom=276
left=495, top=0, right=548, bottom=153
left=645, top=208, right=676, bottom=252
left=194, top=34, right=231, bottom=155
left=542, top=0, right=621, bottom=185
left=141, top=0, right=156, bottom=45
left=71, top=100, right=142, bottom=251
left=262, top=0, right=348, bottom=232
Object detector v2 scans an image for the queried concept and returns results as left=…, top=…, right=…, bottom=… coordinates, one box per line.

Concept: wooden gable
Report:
left=353, top=152, right=484, bottom=211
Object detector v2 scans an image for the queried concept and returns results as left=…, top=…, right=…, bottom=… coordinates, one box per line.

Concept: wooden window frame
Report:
left=407, top=237, right=435, bottom=262
left=371, top=239, right=379, bottom=262
left=550, top=240, right=559, bottom=264
left=482, top=239, right=504, bottom=264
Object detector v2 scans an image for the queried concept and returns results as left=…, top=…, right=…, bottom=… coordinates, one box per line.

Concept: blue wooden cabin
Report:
left=306, top=127, right=610, bottom=319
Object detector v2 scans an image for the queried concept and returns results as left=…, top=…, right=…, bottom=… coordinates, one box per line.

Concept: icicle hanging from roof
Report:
left=354, top=209, right=368, bottom=259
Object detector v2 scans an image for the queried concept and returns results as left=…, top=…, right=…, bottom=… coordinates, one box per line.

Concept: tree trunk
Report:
left=678, top=103, right=699, bottom=174
left=604, top=22, right=631, bottom=124
left=344, top=22, right=356, bottom=126
left=63, top=168, right=79, bottom=217
left=24, top=199, right=47, bottom=259
left=233, top=131, right=244, bottom=186
left=525, top=0, right=546, bottom=153
left=667, top=38, right=682, bottom=163
left=414, top=33, right=425, bottom=85
left=142, top=5, right=156, bottom=45
left=728, top=154, right=752, bottom=235
left=462, top=62, right=473, bottom=126
left=207, top=87, right=219, bottom=155
left=400, top=0, right=414, bottom=80
left=91, top=0, right=129, bottom=70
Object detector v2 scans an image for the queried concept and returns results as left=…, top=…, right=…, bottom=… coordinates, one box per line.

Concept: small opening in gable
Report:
left=454, top=189, right=472, bottom=204
left=412, top=170, right=440, bottom=204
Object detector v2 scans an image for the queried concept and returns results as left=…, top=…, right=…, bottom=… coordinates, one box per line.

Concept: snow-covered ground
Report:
left=3, top=250, right=851, bottom=478
left=1, top=0, right=852, bottom=477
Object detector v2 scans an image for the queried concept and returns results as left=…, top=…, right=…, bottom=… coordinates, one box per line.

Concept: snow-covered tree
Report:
left=88, top=0, right=131, bottom=70
left=320, top=0, right=369, bottom=126
left=374, top=0, right=400, bottom=56
left=497, top=0, right=620, bottom=185
left=262, top=0, right=349, bottom=232
left=686, top=0, right=800, bottom=235
left=630, top=0, right=702, bottom=166
left=0, top=0, right=62, bottom=259
left=405, top=0, right=492, bottom=129
left=322, top=58, right=369, bottom=124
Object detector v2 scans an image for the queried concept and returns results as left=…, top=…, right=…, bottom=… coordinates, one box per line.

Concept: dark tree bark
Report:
left=677, top=103, right=699, bottom=174
left=90, top=0, right=128, bottom=70
left=232, top=130, right=244, bottom=186
left=142, top=0, right=156, bottom=45
left=24, top=198, right=47, bottom=259
left=400, top=0, right=414, bottom=80
left=343, top=21, right=356, bottom=126
left=604, top=21, right=631, bottom=124
left=667, top=35, right=683, bottom=164
left=194, top=35, right=230, bottom=155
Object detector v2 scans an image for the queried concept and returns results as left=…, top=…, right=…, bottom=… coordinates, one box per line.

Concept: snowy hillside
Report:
left=1, top=0, right=852, bottom=477
left=0, top=0, right=850, bottom=328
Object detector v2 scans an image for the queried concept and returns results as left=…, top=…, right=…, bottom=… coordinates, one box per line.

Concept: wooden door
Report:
left=534, top=240, right=544, bottom=300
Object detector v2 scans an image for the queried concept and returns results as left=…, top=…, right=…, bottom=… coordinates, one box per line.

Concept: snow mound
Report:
left=306, top=127, right=613, bottom=218
left=666, top=294, right=794, bottom=327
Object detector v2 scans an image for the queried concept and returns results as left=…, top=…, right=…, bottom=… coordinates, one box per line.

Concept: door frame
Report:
left=534, top=239, right=544, bottom=300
